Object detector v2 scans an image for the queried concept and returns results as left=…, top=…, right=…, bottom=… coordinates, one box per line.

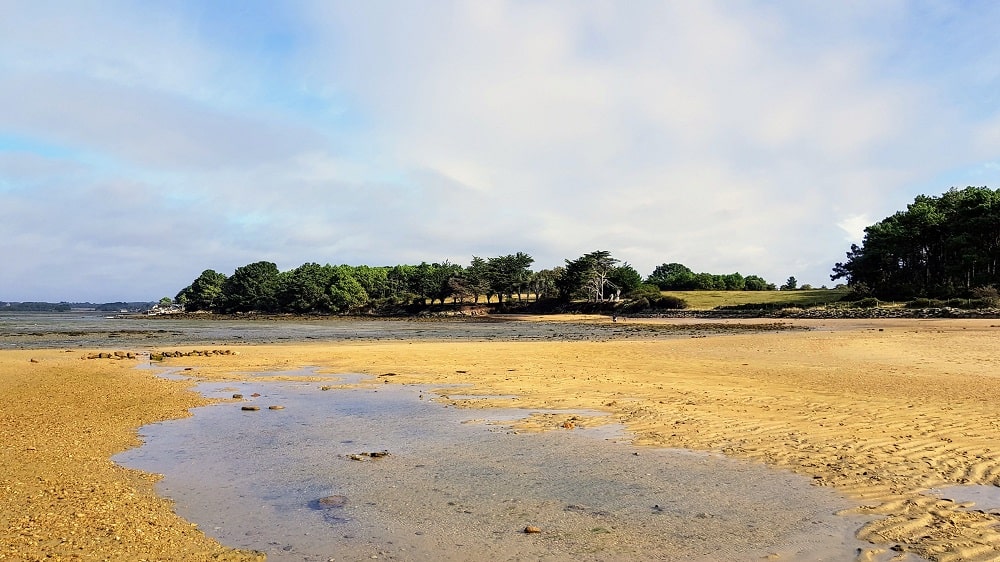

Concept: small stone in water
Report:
left=241, top=406, right=260, bottom=411
left=317, top=495, right=348, bottom=508
left=268, top=405, right=285, bottom=410
left=233, top=394, right=243, bottom=399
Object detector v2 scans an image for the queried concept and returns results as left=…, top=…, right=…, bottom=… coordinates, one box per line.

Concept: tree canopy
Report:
left=832, top=186, right=1000, bottom=298
left=646, top=263, right=775, bottom=291
left=173, top=252, right=778, bottom=314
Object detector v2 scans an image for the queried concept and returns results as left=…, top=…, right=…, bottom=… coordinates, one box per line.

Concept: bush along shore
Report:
left=633, top=306, right=1000, bottom=320
left=140, top=297, right=1000, bottom=321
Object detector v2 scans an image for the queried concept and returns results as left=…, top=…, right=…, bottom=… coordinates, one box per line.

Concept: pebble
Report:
left=524, top=526, right=542, bottom=534
left=317, top=495, right=348, bottom=508
left=232, top=394, right=243, bottom=399
left=241, top=406, right=260, bottom=411
left=268, top=405, right=285, bottom=410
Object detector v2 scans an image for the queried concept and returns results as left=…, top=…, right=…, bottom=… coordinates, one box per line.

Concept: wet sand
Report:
left=3, top=318, right=1000, bottom=560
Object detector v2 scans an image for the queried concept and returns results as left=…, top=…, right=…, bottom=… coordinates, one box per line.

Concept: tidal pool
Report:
left=927, top=485, right=1000, bottom=512
left=115, top=373, right=877, bottom=561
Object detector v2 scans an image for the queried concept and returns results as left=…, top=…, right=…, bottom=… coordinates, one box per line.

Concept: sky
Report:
left=4, top=1, right=1000, bottom=302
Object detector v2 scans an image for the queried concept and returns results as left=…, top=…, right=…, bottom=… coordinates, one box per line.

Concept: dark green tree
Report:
left=466, top=257, right=493, bottom=303
left=558, top=250, right=619, bottom=302
left=608, top=263, right=643, bottom=297
left=351, top=265, right=390, bottom=300
left=529, top=267, right=564, bottom=301
left=327, top=266, right=369, bottom=311
left=646, top=263, right=695, bottom=290
left=275, top=263, right=334, bottom=313
left=222, top=261, right=280, bottom=313
left=486, top=252, right=535, bottom=304
left=176, top=269, right=228, bottom=312
left=721, top=272, right=745, bottom=291
left=743, top=275, right=772, bottom=291
left=832, top=186, right=1000, bottom=298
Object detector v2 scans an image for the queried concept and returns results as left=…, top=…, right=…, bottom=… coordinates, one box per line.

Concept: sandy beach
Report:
left=3, top=318, right=1000, bottom=561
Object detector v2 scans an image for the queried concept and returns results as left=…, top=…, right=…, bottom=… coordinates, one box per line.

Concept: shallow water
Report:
left=0, top=311, right=798, bottom=349
left=115, top=373, right=875, bottom=561
left=927, top=485, right=1000, bottom=512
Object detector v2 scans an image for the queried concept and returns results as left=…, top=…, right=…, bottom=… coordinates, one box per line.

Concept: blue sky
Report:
left=3, top=1, right=1000, bottom=302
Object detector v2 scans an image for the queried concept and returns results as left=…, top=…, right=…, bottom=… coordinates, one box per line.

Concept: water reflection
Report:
left=115, top=374, right=873, bottom=561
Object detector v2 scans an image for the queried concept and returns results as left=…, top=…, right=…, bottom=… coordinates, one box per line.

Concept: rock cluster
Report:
left=150, top=349, right=237, bottom=360
left=82, top=349, right=240, bottom=360
left=83, top=351, right=140, bottom=360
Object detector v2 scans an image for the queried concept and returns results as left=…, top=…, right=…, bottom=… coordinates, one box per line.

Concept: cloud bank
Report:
left=3, top=1, right=1000, bottom=301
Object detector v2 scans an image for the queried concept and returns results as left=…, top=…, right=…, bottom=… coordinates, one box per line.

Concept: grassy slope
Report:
left=661, top=288, right=850, bottom=310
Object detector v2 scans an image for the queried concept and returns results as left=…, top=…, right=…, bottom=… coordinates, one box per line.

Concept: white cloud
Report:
left=5, top=1, right=1000, bottom=299
left=837, top=214, right=872, bottom=245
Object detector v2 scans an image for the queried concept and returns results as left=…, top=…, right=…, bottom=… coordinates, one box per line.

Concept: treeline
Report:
left=832, top=186, right=1000, bottom=299
left=0, top=301, right=153, bottom=312
left=174, top=250, right=776, bottom=314
left=645, top=263, right=775, bottom=291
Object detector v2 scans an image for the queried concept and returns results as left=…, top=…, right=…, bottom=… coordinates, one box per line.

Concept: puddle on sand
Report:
left=927, top=485, right=1000, bottom=512
left=115, top=376, right=878, bottom=562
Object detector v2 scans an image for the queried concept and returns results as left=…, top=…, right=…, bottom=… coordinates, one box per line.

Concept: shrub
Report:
left=623, top=297, right=650, bottom=313
left=905, top=298, right=945, bottom=309
left=654, top=295, right=688, bottom=310
left=775, top=307, right=804, bottom=317
left=839, top=283, right=873, bottom=302
left=970, top=286, right=999, bottom=308
left=852, top=297, right=880, bottom=308
left=627, top=283, right=663, bottom=300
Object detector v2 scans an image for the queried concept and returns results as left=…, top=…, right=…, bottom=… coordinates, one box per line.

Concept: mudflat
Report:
left=3, top=318, right=1000, bottom=561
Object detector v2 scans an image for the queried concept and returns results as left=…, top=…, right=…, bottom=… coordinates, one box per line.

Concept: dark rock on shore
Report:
left=83, top=351, right=139, bottom=360
left=149, top=349, right=237, bottom=361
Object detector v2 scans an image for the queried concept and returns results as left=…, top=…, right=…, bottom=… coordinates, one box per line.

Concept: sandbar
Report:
left=3, top=318, right=1000, bottom=560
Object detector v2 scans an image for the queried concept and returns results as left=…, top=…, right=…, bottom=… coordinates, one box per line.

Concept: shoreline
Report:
left=0, top=348, right=265, bottom=561
left=4, top=318, right=1000, bottom=560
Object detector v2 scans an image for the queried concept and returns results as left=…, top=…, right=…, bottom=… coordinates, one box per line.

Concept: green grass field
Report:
left=661, top=288, right=851, bottom=310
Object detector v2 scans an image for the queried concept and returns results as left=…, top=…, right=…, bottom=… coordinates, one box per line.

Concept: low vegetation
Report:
left=661, top=289, right=850, bottom=310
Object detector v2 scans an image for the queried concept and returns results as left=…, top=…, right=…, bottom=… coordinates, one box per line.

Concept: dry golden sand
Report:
left=3, top=318, right=1000, bottom=560
left=0, top=349, right=264, bottom=562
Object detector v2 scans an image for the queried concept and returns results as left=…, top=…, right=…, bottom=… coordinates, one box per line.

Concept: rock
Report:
left=268, top=405, right=285, bottom=410
left=524, top=526, right=542, bottom=534
left=241, top=406, right=260, bottom=411
left=233, top=394, right=243, bottom=399
left=251, top=393, right=261, bottom=397
left=561, top=421, right=575, bottom=429
left=317, top=495, right=348, bottom=508
left=29, top=358, right=39, bottom=363
left=347, top=451, right=389, bottom=461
